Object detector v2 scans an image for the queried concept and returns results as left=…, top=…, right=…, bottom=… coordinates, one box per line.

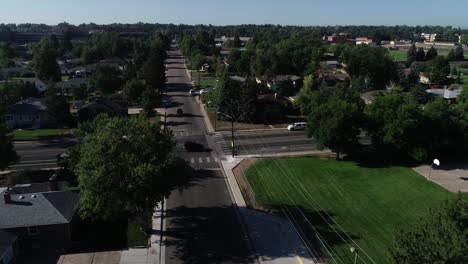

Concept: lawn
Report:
left=245, top=157, right=452, bottom=264
left=11, top=128, right=64, bottom=141
left=389, top=50, right=407, bottom=61
left=127, top=220, right=149, bottom=248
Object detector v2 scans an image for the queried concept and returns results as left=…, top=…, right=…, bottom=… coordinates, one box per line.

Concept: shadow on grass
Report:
left=267, top=204, right=359, bottom=260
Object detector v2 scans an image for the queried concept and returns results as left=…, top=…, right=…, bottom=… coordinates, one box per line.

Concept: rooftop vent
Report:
left=19, top=195, right=24, bottom=199
left=31, top=194, right=37, bottom=198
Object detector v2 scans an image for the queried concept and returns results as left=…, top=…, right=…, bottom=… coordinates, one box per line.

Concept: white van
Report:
left=287, top=122, right=307, bottom=131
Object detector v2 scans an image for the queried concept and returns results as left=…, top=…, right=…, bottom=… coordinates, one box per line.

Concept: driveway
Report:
left=413, top=163, right=468, bottom=193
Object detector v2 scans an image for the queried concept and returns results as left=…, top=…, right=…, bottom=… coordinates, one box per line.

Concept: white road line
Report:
left=213, top=157, right=219, bottom=162
left=198, top=157, right=203, bottom=163
left=190, top=158, right=195, bottom=164
left=206, top=157, right=211, bottom=163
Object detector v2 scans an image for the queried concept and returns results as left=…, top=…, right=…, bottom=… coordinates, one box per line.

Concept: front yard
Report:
left=11, top=128, right=66, bottom=141
left=245, top=157, right=452, bottom=263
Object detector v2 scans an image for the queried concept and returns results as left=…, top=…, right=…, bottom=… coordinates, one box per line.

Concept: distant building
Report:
left=323, top=34, right=349, bottom=44
left=426, top=85, right=462, bottom=104
left=256, top=75, right=302, bottom=89
left=0, top=179, right=79, bottom=256
left=3, top=98, right=49, bottom=129
left=355, top=37, right=376, bottom=46
left=421, top=33, right=438, bottom=43
left=57, top=77, right=89, bottom=95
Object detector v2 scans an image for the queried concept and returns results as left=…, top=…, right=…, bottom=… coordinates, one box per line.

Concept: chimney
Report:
left=3, top=191, right=12, bottom=204
left=49, top=174, right=59, bottom=191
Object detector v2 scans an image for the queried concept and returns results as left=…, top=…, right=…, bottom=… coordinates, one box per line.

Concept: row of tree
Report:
left=297, top=77, right=468, bottom=162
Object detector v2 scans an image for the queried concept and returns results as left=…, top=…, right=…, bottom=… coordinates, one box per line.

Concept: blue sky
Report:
left=1, top=0, right=467, bottom=27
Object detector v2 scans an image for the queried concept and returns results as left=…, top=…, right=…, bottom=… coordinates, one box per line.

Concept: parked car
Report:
left=162, top=99, right=173, bottom=107
left=189, top=89, right=198, bottom=95
left=198, top=89, right=209, bottom=95
left=287, top=122, right=307, bottom=131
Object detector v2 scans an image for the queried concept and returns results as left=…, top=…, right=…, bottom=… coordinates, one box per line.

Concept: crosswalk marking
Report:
left=198, top=157, right=203, bottom=163
left=190, top=158, right=195, bottom=163
left=214, top=157, right=219, bottom=162
left=206, top=157, right=211, bottom=163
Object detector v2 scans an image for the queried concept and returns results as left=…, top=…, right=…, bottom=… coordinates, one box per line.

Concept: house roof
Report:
left=230, top=76, right=246, bottom=82
left=0, top=230, right=18, bottom=260
left=0, top=182, right=63, bottom=195
left=425, top=88, right=462, bottom=99
left=78, top=98, right=127, bottom=116
left=58, top=77, right=89, bottom=89
left=7, top=98, right=46, bottom=116
left=0, top=190, right=79, bottom=229
left=271, top=75, right=302, bottom=82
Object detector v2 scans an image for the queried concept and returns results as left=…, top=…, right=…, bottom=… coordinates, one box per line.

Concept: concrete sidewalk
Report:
left=221, top=158, right=317, bottom=264
left=413, top=164, right=468, bottom=193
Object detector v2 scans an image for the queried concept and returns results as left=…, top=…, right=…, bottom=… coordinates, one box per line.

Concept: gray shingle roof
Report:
left=0, top=191, right=79, bottom=229
left=7, top=98, right=45, bottom=116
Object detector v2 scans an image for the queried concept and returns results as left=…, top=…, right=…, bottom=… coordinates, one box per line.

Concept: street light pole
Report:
left=217, top=111, right=235, bottom=157
left=350, top=247, right=358, bottom=264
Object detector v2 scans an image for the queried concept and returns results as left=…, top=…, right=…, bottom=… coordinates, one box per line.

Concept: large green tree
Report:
left=391, top=194, right=467, bottom=263
left=343, top=45, right=398, bottom=90
left=425, top=46, right=438, bottom=61
left=365, top=91, right=426, bottom=161
left=91, top=65, right=121, bottom=94
left=428, top=56, right=451, bottom=84
left=0, top=43, right=15, bottom=68
left=306, top=84, right=363, bottom=159
left=73, top=115, right=192, bottom=222
left=32, top=39, right=60, bottom=81
left=123, top=79, right=147, bottom=103
left=455, top=46, right=464, bottom=60
left=43, top=87, right=73, bottom=127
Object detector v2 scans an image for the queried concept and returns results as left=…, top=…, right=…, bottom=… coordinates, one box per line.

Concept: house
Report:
left=77, top=98, right=128, bottom=122
left=2, top=98, right=49, bottom=129
left=0, top=180, right=79, bottom=255
left=355, top=37, right=376, bottom=46
left=57, top=77, right=89, bottom=95
left=425, top=86, right=462, bottom=104
left=256, top=75, right=302, bottom=89
left=14, top=78, right=48, bottom=94
left=322, top=34, right=349, bottom=44
left=0, top=67, right=34, bottom=80
left=419, top=72, right=430, bottom=84
left=0, top=230, right=19, bottom=264
left=421, top=33, right=438, bottom=43
left=360, top=91, right=382, bottom=105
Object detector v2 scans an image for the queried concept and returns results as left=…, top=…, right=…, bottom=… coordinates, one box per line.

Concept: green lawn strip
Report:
left=127, top=220, right=148, bottom=248
left=245, top=157, right=452, bottom=264
left=389, top=50, right=407, bottom=61
left=11, top=129, right=64, bottom=141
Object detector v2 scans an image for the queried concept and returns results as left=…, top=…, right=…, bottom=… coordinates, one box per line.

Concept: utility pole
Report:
left=231, top=117, right=235, bottom=158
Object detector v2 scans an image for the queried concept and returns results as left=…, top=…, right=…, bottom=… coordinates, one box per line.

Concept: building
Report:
left=3, top=98, right=48, bottom=129
left=57, top=77, right=89, bottom=95
left=77, top=98, right=128, bottom=122
left=256, top=75, right=302, bottom=89
left=0, top=180, right=79, bottom=256
left=421, top=33, right=438, bottom=43
left=355, top=37, right=376, bottom=46
left=426, top=86, right=462, bottom=104
left=323, top=34, right=349, bottom=44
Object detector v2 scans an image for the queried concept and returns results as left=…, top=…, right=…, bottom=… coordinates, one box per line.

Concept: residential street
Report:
left=10, top=137, right=76, bottom=170
left=163, top=47, right=253, bottom=264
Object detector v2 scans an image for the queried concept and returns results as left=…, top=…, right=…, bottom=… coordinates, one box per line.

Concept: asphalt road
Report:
left=164, top=47, right=252, bottom=264
left=10, top=137, right=76, bottom=171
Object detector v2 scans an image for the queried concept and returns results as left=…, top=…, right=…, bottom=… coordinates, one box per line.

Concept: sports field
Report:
left=245, top=157, right=452, bottom=263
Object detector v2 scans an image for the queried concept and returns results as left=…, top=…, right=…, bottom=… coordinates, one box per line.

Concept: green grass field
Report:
left=245, top=157, right=452, bottom=264
left=389, top=50, right=407, bottom=61
left=11, top=129, right=64, bottom=141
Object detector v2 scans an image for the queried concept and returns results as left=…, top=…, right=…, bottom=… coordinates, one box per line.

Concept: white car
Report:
left=198, top=89, right=209, bottom=95
left=287, top=122, right=307, bottom=131
left=189, top=89, right=198, bottom=95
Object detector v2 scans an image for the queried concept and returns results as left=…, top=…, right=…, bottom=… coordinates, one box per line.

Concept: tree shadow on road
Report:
left=163, top=206, right=253, bottom=264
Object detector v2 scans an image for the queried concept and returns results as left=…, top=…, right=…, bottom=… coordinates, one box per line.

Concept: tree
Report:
left=428, top=56, right=451, bottom=84
left=365, top=91, right=426, bottom=161
left=294, top=75, right=316, bottom=115
left=43, top=87, right=73, bottom=127
left=447, top=49, right=456, bottom=61
left=0, top=123, right=18, bottom=170
left=91, top=65, right=121, bottom=94
left=306, top=85, right=363, bottom=159
left=406, top=44, right=417, bottom=66
left=415, top=47, right=426, bottom=62
left=453, top=87, right=468, bottom=147
left=425, top=46, right=438, bottom=61
left=141, top=88, right=159, bottom=117
left=410, top=84, right=429, bottom=104
left=236, top=78, right=258, bottom=122
left=0, top=43, right=15, bottom=68
left=123, top=79, right=147, bottom=103
left=343, top=45, right=398, bottom=90
left=391, top=194, right=468, bottom=263
left=73, top=115, right=192, bottom=222
left=61, top=31, right=73, bottom=52
left=138, top=46, right=166, bottom=90
left=32, top=39, right=60, bottom=81
left=455, top=45, right=464, bottom=60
